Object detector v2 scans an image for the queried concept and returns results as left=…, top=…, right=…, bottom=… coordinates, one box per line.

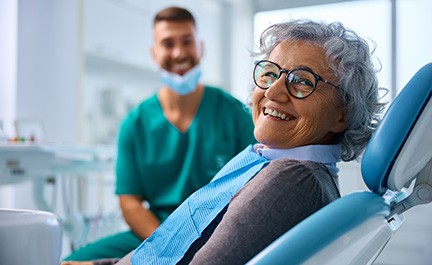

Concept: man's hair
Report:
left=153, top=6, right=196, bottom=26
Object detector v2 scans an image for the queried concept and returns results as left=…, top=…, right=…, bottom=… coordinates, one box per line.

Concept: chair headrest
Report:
left=361, top=63, right=432, bottom=194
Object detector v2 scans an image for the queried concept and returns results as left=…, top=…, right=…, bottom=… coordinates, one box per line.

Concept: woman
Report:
left=63, top=19, right=385, bottom=265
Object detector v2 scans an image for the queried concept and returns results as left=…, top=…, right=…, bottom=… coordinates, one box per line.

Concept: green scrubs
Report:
left=64, top=86, right=255, bottom=260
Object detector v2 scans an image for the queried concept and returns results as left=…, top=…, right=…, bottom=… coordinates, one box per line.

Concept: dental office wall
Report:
left=0, top=0, right=17, bottom=139
left=17, top=0, right=80, bottom=144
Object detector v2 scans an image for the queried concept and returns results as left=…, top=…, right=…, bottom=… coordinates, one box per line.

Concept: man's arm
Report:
left=119, top=195, right=161, bottom=240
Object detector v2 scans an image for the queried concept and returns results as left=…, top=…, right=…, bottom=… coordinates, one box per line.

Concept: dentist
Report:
left=63, top=6, right=255, bottom=262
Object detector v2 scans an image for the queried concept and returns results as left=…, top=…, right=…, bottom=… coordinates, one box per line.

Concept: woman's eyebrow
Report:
left=293, top=65, right=315, bottom=72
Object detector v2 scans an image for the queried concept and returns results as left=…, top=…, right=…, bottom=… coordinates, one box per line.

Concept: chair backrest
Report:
left=362, top=63, right=432, bottom=194
left=247, top=63, right=432, bottom=265
left=0, top=208, right=62, bottom=265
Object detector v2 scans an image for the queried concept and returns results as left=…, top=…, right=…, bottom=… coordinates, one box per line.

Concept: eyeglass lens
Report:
left=254, top=61, right=316, bottom=98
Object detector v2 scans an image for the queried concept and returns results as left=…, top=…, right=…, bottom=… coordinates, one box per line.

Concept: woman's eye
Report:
left=263, top=71, right=278, bottom=79
left=291, top=76, right=313, bottom=87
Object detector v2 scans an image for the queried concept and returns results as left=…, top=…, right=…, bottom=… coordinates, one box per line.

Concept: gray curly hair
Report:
left=254, top=19, right=387, bottom=161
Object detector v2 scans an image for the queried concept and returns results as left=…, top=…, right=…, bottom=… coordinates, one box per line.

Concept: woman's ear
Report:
left=330, top=108, right=347, bottom=134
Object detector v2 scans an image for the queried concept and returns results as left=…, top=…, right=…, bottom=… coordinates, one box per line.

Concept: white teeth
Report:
left=264, top=108, right=292, bottom=121
left=173, top=63, right=190, bottom=71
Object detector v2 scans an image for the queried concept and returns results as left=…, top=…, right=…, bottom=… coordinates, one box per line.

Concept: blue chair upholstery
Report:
left=248, top=63, right=432, bottom=265
left=362, top=63, right=432, bottom=194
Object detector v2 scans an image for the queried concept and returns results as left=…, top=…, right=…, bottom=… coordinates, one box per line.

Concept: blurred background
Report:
left=1, top=0, right=431, bottom=263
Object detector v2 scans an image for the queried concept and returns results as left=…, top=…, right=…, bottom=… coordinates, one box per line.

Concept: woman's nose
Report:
left=264, top=75, right=290, bottom=102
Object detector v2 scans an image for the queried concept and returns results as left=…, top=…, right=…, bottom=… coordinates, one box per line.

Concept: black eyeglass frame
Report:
left=253, top=59, right=339, bottom=99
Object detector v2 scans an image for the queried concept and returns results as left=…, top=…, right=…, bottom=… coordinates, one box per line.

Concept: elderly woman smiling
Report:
left=62, top=19, right=385, bottom=265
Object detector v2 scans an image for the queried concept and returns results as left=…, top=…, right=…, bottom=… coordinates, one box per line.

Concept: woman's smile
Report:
left=263, top=107, right=295, bottom=121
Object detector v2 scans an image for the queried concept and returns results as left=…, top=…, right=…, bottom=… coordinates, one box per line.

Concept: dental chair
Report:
left=0, top=208, right=62, bottom=265
left=248, top=62, right=432, bottom=265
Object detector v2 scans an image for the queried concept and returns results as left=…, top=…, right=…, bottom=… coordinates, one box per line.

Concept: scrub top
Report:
left=115, top=86, right=256, bottom=222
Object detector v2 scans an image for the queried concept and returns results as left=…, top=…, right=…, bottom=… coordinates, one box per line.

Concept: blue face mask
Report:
left=160, top=65, right=202, bottom=95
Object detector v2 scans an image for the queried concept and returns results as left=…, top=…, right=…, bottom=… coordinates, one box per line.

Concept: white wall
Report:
left=0, top=0, right=18, bottom=137
left=396, top=0, right=432, bottom=93
left=229, top=0, right=256, bottom=103
left=16, top=0, right=81, bottom=144
left=0, top=0, right=18, bottom=208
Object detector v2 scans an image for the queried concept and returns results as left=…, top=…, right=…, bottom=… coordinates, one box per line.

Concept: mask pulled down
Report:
left=160, top=65, right=202, bottom=95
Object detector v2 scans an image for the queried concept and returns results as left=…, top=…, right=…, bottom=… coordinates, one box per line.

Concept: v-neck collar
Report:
left=157, top=86, right=207, bottom=134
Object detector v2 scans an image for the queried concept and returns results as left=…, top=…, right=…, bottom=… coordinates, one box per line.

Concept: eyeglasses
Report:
left=253, top=60, right=339, bottom=99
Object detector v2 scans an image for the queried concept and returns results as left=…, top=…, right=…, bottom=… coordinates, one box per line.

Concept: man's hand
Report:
left=119, top=195, right=161, bottom=239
